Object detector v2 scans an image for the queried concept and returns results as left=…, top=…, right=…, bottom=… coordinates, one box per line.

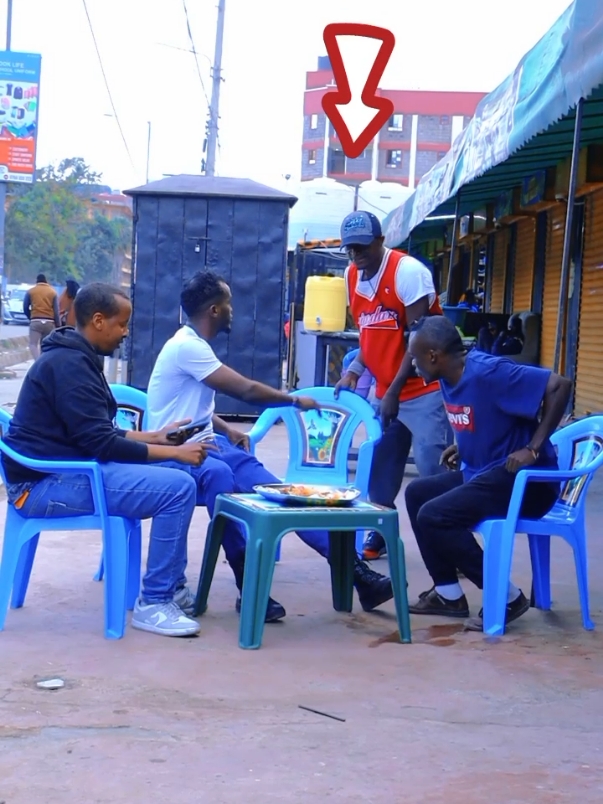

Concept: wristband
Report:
left=347, top=359, right=365, bottom=376
left=526, top=445, right=539, bottom=460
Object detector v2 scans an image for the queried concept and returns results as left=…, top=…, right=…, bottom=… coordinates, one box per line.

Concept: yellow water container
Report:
left=303, top=275, right=347, bottom=332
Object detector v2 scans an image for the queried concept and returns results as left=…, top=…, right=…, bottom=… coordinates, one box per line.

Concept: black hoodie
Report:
left=2, top=327, right=148, bottom=485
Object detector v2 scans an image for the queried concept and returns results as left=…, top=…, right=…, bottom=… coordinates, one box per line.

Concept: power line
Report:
left=356, top=192, right=390, bottom=216
left=81, top=0, right=136, bottom=172
left=181, top=0, right=211, bottom=109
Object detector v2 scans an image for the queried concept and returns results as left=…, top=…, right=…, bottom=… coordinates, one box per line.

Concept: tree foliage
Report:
left=5, top=157, right=131, bottom=285
left=37, top=157, right=104, bottom=185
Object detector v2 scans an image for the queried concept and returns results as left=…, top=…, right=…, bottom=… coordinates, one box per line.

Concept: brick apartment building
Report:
left=301, top=56, right=486, bottom=188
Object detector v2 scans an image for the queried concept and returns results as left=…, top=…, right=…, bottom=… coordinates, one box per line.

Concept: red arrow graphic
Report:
left=321, top=23, right=395, bottom=160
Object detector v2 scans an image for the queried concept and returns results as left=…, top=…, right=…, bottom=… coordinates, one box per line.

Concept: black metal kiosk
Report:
left=123, top=174, right=297, bottom=418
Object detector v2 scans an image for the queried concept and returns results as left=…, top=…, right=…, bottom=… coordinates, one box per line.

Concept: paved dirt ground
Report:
left=0, top=364, right=602, bottom=803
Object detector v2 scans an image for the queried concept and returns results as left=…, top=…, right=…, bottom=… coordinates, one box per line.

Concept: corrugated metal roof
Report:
left=384, top=0, right=603, bottom=247
left=124, top=174, right=298, bottom=205
left=388, top=88, right=603, bottom=246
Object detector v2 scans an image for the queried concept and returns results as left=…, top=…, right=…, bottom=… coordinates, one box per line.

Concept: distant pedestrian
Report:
left=58, top=278, right=81, bottom=328
left=23, top=274, right=60, bottom=360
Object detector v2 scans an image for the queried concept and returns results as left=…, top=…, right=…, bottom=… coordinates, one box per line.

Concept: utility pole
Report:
left=0, top=0, right=12, bottom=298
left=145, top=121, right=151, bottom=183
left=205, top=0, right=225, bottom=177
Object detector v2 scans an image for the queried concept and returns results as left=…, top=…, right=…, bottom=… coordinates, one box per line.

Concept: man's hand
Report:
left=505, top=447, right=537, bottom=474
left=156, top=419, right=192, bottom=445
left=294, top=396, right=322, bottom=412
left=227, top=427, right=250, bottom=452
left=334, top=372, right=358, bottom=399
left=380, top=390, right=399, bottom=429
left=440, top=444, right=460, bottom=471
left=174, top=441, right=217, bottom=466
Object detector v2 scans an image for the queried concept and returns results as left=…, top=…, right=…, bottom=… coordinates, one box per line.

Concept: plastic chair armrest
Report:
left=0, top=441, right=108, bottom=519
left=503, top=466, right=590, bottom=535
left=0, top=440, right=97, bottom=474
left=247, top=408, right=288, bottom=454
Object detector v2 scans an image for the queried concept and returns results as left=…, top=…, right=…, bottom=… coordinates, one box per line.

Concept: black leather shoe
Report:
left=464, top=591, right=529, bottom=632
left=235, top=596, right=286, bottom=623
left=354, top=559, right=394, bottom=611
left=409, top=587, right=469, bottom=618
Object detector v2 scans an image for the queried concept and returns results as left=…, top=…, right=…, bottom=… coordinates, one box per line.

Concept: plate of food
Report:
left=252, top=483, right=361, bottom=507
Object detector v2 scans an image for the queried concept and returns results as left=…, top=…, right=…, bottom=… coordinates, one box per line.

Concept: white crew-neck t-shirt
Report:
left=345, top=248, right=437, bottom=308
left=146, top=325, right=222, bottom=440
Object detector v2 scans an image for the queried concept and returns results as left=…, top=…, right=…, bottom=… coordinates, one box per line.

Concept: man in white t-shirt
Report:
left=335, top=210, right=453, bottom=561
left=147, top=270, right=396, bottom=624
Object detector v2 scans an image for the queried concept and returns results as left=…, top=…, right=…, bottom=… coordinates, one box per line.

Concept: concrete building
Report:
left=301, top=56, right=486, bottom=189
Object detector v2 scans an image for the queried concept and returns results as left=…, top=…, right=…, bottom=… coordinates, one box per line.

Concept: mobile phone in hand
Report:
left=166, top=420, right=211, bottom=445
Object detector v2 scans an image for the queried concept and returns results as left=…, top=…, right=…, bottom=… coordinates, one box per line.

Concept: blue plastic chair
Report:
left=94, top=383, right=149, bottom=583
left=109, top=383, right=149, bottom=432
left=477, top=415, right=603, bottom=636
left=342, top=348, right=376, bottom=401
left=247, top=386, right=383, bottom=558
left=0, top=408, right=141, bottom=639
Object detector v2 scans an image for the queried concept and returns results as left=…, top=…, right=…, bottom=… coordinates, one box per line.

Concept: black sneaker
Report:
left=354, top=559, right=393, bottom=611
left=362, top=531, right=387, bottom=560
left=235, top=596, right=286, bottom=623
left=409, top=587, right=470, bottom=618
left=464, top=591, right=530, bottom=632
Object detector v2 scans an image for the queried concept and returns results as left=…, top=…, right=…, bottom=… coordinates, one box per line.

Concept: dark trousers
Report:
left=368, top=419, right=412, bottom=508
left=404, top=467, right=559, bottom=589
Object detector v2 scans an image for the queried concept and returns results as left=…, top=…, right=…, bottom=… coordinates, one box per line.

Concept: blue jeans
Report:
left=161, top=435, right=330, bottom=567
left=370, top=389, right=453, bottom=509
left=396, top=389, right=453, bottom=478
left=6, top=463, right=198, bottom=605
left=369, top=419, right=413, bottom=508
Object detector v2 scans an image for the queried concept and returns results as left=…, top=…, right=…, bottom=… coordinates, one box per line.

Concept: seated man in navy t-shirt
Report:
left=404, top=315, right=572, bottom=632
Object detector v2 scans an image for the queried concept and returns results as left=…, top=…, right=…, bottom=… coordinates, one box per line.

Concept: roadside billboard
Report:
left=0, top=51, right=41, bottom=183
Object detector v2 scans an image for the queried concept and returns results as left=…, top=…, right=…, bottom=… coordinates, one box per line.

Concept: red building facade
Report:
left=301, top=57, right=486, bottom=188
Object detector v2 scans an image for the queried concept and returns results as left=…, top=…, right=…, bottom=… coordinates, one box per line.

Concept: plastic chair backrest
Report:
left=109, top=384, right=148, bottom=432
left=550, top=415, right=603, bottom=510
left=0, top=408, right=12, bottom=485
left=249, top=386, right=382, bottom=493
left=0, top=407, right=11, bottom=437
left=342, top=349, right=360, bottom=372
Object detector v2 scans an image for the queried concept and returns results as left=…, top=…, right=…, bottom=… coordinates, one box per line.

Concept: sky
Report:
left=1, top=0, right=574, bottom=193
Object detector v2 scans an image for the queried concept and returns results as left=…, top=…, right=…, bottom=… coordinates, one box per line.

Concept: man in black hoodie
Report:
left=2, top=282, right=211, bottom=639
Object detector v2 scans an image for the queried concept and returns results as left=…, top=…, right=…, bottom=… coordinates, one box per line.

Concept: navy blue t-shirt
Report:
left=440, top=350, right=558, bottom=481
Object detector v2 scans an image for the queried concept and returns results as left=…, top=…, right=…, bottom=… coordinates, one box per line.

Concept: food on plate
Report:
left=264, top=484, right=356, bottom=501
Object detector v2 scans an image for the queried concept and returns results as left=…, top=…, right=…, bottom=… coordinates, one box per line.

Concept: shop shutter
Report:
left=574, top=190, right=603, bottom=414
left=489, top=229, right=508, bottom=312
left=540, top=205, right=566, bottom=369
left=512, top=218, right=536, bottom=311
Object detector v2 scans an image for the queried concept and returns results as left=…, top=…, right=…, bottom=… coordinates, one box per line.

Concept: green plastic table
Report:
left=193, top=493, right=412, bottom=649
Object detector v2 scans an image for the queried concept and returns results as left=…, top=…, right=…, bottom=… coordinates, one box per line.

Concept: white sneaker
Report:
left=131, top=599, right=200, bottom=637
left=173, top=585, right=196, bottom=616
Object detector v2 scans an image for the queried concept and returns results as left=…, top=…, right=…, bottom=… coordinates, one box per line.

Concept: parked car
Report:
left=2, top=288, right=29, bottom=325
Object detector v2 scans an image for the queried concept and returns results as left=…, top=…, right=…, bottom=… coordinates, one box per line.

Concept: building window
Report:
left=328, top=149, right=346, bottom=174
left=440, top=115, right=450, bottom=125
left=386, top=149, right=402, bottom=168
left=388, top=113, right=403, bottom=130
left=308, top=149, right=317, bottom=165
left=310, top=113, right=318, bottom=130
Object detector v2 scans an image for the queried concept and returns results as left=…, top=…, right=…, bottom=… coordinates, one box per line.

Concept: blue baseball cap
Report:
left=340, top=210, right=382, bottom=247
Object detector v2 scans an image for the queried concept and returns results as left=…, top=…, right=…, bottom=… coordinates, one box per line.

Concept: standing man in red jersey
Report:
left=335, top=210, right=453, bottom=560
